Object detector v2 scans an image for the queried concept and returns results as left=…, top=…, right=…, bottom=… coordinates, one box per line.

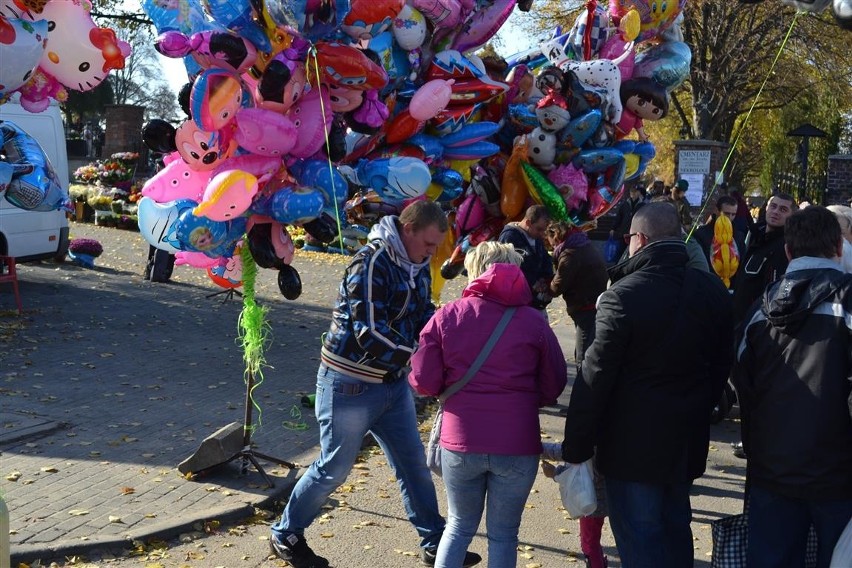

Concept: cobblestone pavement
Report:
left=0, top=222, right=747, bottom=567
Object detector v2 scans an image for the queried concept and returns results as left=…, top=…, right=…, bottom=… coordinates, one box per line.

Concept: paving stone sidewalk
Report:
left=0, top=224, right=360, bottom=563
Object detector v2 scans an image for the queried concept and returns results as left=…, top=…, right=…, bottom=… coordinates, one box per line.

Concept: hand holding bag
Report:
left=555, top=459, right=597, bottom=519
left=426, top=307, right=516, bottom=476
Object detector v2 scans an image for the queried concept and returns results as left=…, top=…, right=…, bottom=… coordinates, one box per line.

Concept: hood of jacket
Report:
left=553, top=230, right=590, bottom=258
left=608, top=238, right=688, bottom=284
left=462, top=263, right=533, bottom=306
left=762, top=257, right=847, bottom=335
left=367, top=215, right=431, bottom=286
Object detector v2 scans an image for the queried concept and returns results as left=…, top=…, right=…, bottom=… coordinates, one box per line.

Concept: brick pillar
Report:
left=673, top=140, right=730, bottom=212
left=103, top=105, right=144, bottom=161
left=825, top=154, right=852, bottom=205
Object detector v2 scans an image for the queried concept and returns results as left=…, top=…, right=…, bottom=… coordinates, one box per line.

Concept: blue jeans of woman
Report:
left=270, top=365, right=445, bottom=548
left=436, top=449, right=539, bottom=568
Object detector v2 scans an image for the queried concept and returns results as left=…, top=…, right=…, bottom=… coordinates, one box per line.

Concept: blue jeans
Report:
left=748, top=484, right=852, bottom=567
left=605, top=477, right=694, bottom=568
left=271, top=365, right=445, bottom=548
left=436, top=449, right=539, bottom=568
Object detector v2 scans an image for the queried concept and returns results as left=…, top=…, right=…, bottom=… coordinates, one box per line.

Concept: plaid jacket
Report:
left=321, top=239, right=434, bottom=382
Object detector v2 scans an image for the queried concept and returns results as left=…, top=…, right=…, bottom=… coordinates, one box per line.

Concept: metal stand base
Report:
left=206, top=288, right=244, bottom=303
left=179, top=371, right=296, bottom=488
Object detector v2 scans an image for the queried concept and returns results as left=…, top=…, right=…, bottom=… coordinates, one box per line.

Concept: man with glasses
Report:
left=562, top=203, right=733, bottom=567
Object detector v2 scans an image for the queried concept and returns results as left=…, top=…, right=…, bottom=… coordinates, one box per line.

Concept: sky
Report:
left=155, top=9, right=547, bottom=96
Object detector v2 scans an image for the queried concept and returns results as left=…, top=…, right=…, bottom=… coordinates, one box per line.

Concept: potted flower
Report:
left=68, top=238, right=103, bottom=268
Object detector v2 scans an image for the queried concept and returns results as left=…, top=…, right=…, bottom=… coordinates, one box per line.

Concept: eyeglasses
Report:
left=623, top=232, right=642, bottom=244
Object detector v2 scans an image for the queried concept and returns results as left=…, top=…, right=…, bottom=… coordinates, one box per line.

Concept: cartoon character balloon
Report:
left=34, top=0, right=131, bottom=92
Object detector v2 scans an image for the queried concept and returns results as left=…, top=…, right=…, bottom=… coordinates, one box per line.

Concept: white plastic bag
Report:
left=830, top=517, right=852, bottom=567
left=555, top=459, right=597, bottom=519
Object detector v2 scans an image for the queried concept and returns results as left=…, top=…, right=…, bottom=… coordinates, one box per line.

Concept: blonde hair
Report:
left=827, top=205, right=852, bottom=235
left=464, top=241, right=523, bottom=281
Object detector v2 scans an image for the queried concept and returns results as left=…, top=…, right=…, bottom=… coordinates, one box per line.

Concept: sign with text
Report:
left=678, top=150, right=711, bottom=174
left=680, top=173, right=705, bottom=206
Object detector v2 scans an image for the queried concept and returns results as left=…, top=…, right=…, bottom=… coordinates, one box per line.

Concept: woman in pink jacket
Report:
left=409, top=242, right=568, bottom=568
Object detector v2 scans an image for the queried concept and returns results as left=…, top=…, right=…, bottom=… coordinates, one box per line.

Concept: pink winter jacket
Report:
left=409, top=263, right=568, bottom=455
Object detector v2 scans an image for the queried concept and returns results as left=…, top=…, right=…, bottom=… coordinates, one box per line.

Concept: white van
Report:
left=0, top=97, right=70, bottom=261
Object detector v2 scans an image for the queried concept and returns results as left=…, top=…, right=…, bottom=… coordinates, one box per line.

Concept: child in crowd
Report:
left=542, top=442, right=608, bottom=568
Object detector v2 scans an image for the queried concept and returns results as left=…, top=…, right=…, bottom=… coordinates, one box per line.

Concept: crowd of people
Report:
left=266, top=189, right=852, bottom=567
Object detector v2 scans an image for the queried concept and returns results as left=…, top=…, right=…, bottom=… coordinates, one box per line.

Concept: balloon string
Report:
left=685, top=11, right=800, bottom=242
left=238, top=242, right=271, bottom=432
left=307, top=46, right=346, bottom=252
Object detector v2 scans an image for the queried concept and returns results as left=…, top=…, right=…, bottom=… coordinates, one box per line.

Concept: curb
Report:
left=10, top=470, right=303, bottom=564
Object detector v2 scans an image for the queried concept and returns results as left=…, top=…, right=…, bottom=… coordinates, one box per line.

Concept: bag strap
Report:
left=438, top=307, right=516, bottom=403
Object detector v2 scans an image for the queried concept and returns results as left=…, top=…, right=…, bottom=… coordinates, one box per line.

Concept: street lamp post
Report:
left=787, top=123, right=827, bottom=204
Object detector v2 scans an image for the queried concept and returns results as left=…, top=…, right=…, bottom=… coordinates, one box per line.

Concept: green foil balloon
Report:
left=521, top=162, right=568, bottom=221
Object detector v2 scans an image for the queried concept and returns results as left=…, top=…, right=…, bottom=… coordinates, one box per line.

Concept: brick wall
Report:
left=103, top=105, right=144, bottom=160
left=826, top=154, right=852, bottom=205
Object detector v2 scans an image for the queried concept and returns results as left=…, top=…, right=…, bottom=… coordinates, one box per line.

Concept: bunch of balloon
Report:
left=135, top=0, right=532, bottom=304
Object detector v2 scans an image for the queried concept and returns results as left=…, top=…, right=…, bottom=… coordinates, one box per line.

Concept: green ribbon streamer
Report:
left=238, top=242, right=271, bottom=432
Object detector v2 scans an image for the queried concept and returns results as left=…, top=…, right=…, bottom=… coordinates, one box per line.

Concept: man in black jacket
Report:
left=733, top=206, right=852, bottom=566
left=498, top=205, right=553, bottom=308
left=732, top=193, right=796, bottom=322
left=562, top=203, right=734, bottom=567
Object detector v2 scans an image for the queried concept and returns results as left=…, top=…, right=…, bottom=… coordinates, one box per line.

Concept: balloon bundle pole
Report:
left=229, top=244, right=296, bottom=484
left=238, top=244, right=270, bottom=435
left=686, top=12, right=800, bottom=242
left=308, top=47, right=346, bottom=250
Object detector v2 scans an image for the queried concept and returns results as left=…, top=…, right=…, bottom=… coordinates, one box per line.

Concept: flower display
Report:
left=68, top=238, right=103, bottom=258
left=73, top=152, right=138, bottom=184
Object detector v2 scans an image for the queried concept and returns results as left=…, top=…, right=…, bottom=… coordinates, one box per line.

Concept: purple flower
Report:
left=68, top=238, right=103, bottom=258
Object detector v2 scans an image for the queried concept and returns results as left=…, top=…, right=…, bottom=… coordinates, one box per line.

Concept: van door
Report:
left=0, top=100, right=70, bottom=261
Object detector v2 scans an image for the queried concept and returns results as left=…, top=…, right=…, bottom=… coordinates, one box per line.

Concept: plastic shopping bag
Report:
left=604, top=236, right=619, bottom=263
left=555, top=459, right=597, bottom=518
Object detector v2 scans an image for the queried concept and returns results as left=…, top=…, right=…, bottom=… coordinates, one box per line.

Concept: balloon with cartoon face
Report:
left=257, top=55, right=307, bottom=113
left=194, top=170, right=259, bottom=221
left=341, top=0, right=405, bottom=41
left=609, top=0, right=687, bottom=43
left=141, top=152, right=211, bottom=203
left=0, top=16, right=47, bottom=100
left=138, top=197, right=198, bottom=253
left=286, top=86, right=333, bottom=159
left=28, top=1, right=131, bottom=92
left=234, top=108, right=297, bottom=157
left=190, top=69, right=249, bottom=132
left=175, top=120, right=235, bottom=170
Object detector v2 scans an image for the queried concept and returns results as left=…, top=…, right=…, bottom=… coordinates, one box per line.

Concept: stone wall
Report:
left=826, top=154, right=852, bottom=205
left=102, top=105, right=144, bottom=160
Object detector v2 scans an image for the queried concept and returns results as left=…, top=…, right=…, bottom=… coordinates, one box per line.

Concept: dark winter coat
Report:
left=562, top=239, right=734, bottom=484
left=732, top=223, right=788, bottom=323
left=733, top=258, right=852, bottom=500
left=550, top=235, right=609, bottom=315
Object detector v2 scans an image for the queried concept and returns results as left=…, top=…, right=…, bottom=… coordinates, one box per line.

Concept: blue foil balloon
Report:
left=289, top=160, right=349, bottom=206
left=203, top=0, right=272, bottom=52
left=632, top=41, right=692, bottom=92
left=0, top=121, right=69, bottom=212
